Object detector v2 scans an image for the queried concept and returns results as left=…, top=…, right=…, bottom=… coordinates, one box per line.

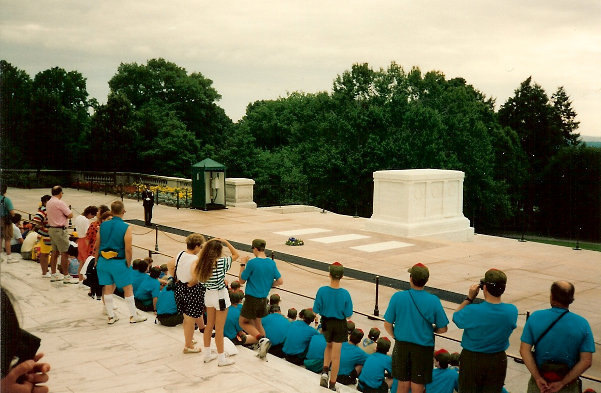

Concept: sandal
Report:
left=183, top=346, right=201, bottom=354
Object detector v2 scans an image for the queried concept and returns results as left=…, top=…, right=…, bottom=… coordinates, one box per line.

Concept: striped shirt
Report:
left=202, top=256, right=232, bottom=290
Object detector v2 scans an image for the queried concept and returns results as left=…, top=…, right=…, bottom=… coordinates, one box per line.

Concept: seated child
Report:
left=338, top=328, right=368, bottom=385
left=357, top=338, right=392, bottom=393
left=67, top=244, right=79, bottom=277
left=229, top=280, right=241, bottom=291
left=287, top=307, right=297, bottom=321
left=426, top=349, right=458, bottom=393
left=134, top=266, right=161, bottom=311
left=224, top=290, right=258, bottom=346
left=282, top=308, right=319, bottom=365
left=304, top=333, right=327, bottom=373
left=156, top=278, right=183, bottom=327
left=450, top=352, right=460, bottom=370
left=262, top=304, right=290, bottom=358
left=10, top=214, right=24, bottom=254
left=131, top=259, right=148, bottom=294
left=20, top=231, right=39, bottom=260
left=360, top=327, right=380, bottom=354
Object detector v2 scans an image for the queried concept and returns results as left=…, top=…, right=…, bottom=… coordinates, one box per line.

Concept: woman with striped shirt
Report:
left=193, top=238, right=239, bottom=366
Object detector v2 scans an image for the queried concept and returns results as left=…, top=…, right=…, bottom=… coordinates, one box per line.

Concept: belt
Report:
left=49, top=226, right=67, bottom=229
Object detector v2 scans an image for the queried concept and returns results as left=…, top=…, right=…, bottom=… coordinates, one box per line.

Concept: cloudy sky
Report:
left=2, top=0, right=600, bottom=137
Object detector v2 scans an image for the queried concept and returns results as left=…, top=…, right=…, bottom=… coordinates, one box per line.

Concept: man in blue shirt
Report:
left=453, top=268, right=517, bottom=393
left=520, top=281, right=595, bottom=393
left=238, top=239, right=283, bottom=359
left=384, top=263, right=449, bottom=393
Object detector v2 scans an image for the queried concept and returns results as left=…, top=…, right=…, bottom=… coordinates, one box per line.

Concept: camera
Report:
left=218, top=298, right=226, bottom=311
left=479, top=280, right=485, bottom=290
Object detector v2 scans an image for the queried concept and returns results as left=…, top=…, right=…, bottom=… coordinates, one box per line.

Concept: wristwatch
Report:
left=465, top=297, right=474, bottom=303
left=240, top=264, right=246, bottom=267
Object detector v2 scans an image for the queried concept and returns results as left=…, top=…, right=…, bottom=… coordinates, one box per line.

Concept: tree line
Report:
left=1, top=59, right=599, bottom=241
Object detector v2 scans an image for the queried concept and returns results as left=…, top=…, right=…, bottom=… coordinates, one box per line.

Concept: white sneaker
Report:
left=107, top=315, right=119, bottom=325
left=42, top=272, right=52, bottom=278
left=63, top=276, right=78, bottom=284
left=7, top=254, right=20, bottom=263
left=203, top=353, right=217, bottom=363
left=130, top=312, right=147, bottom=323
left=0, top=253, right=7, bottom=263
left=320, top=372, right=329, bottom=388
left=257, top=337, right=271, bottom=359
left=218, top=356, right=235, bottom=367
left=77, top=282, right=86, bottom=289
left=50, top=273, right=64, bottom=282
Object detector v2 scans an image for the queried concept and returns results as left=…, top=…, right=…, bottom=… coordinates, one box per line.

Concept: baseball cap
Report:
left=368, top=327, right=381, bottom=340
left=376, top=337, right=391, bottom=353
left=407, top=263, right=429, bottom=281
left=252, top=239, right=266, bottom=249
left=269, top=293, right=281, bottom=304
left=302, top=308, right=315, bottom=323
left=434, top=348, right=451, bottom=364
left=482, top=268, right=507, bottom=285
left=347, top=320, right=355, bottom=333
left=329, top=262, right=344, bottom=279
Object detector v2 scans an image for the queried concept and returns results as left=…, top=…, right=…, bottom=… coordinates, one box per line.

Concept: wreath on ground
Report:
left=285, top=237, right=304, bottom=246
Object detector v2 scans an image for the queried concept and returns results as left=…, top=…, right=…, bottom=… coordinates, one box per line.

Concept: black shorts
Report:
left=322, top=317, right=348, bottom=343
left=240, top=294, right=268, bottom=320
left=391, top=340, right=434, bottom=385
left=458, top=349, right=507, bottom=393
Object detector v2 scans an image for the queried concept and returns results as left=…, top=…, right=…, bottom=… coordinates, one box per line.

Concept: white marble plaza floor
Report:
left=2, top=187, right=600, bottom=392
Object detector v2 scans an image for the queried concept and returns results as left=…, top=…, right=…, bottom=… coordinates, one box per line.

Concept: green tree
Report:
left=0, top=60, right=32, bottom=168
left=29, top=67, right=91, bottom=169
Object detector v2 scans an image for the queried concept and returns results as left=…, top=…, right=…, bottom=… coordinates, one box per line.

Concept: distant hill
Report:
left=580, top=135, right=601, bottom=148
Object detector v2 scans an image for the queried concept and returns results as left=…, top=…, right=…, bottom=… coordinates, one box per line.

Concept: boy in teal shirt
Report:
left=313, top=262, right=353, bottom=391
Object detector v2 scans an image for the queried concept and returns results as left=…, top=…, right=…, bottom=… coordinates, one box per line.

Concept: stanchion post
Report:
left=177, top=190, right=180, bottom=209
left=369, top=276, right=380, bottom=319
left=154, top=224, right=159, bottom=251
left=573, top=226, right=582, bottom=250
left=68, top=205, right=72, bottom=227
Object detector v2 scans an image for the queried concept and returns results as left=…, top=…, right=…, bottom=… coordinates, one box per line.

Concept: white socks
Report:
left=104, top=295, right=114, bottom=318
left=125, top=296, right=137, bottom=317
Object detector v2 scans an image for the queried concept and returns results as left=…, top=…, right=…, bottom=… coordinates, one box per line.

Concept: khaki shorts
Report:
left=48, top=227, right=70, bottom=253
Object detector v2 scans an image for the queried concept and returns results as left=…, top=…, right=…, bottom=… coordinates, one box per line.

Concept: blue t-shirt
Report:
left=358, top=352, right=392, bottom=389
left=98, top=216, right=128, bottom=259
left=156, top=287, right=178, bottom=315
left=224, top=304, right=242, bottom=340
left=262, top=312, right=291, bottom=346
left=453, top=301, right=517, bottom=353
left=313, top=286, right=353, bottom=320
left=339, top=342, right=368, bottom=375
left=134, top=275, right=160, bottom=302
left=282, top=320, right=319, bottom=357
left=131, top=270, right=147, bottom=293
left=384, top=289, right=449, bottom=347
left=305, top=334, right=327, bottom=360
left=521, top=307, right=595, bottom=368
left=426, top=368, right=459, bottom=393
left=0, top=195, right=13, bottom=217
left=241, top=257, right=281, bottom=298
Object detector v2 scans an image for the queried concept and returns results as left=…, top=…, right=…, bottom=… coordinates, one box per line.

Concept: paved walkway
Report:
left=2, top=187, right=600, bottom=392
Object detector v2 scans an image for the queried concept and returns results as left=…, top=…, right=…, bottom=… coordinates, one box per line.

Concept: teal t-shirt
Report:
left=134, top=274, right=160, bottom=302
left=313, top=286, right=353, bottom=320
left=453, top=301, right=517, bottom=353
left=241, top=257, right=281, bottom=298
left=0, top=196, right=13, bottom=217
left=384, top=289, right=449, bottom=347
left=282, top=320, right=319, bottom=356
left=131, top=270, right=147, bottom=293
left=156, top=287, right=178, bottom=315
left=305, top=334, right=327, bottom=360
left=262, top=312, right=290, bottom=346
left=521, top=307, right=595, bottom=368
left=224, top=304, right=242, bottom=340
left=358, top=352, right=392, bottom=389
left=339, top=342, right=368, bottom=375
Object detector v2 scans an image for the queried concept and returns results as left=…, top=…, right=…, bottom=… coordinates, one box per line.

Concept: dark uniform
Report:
left=141, top=187, right=154, bottom=226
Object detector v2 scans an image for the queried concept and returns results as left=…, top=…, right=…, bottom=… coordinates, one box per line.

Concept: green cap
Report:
left=302, top=308, right=315, bottom=323
left=346, top=320, right=355, bottom=333
left=252, top=239, right=266, bottom=249
left=329, top=262, right=344, bottom=279
left=408, top=263, right=429, bottom=281
left=349, top=328, right=364, bottom=344
left=269, top=293, right=281, bottom=305
left=376, top=337, right=391, bottom=353
left=482, top=268, right=507, bottom=285
left=368, top=327, right=381, bottom=340
left=287, top=308, right=297, bottom=319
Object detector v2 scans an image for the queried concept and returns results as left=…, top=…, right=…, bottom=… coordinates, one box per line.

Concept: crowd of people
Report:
left=0, top=185, right=597, bottom=393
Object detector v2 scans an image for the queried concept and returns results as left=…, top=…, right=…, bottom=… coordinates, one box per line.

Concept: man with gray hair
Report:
left=520, top=281, right=595, bottom=393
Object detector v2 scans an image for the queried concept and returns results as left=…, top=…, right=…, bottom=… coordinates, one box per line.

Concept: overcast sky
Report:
left=2, top=0, right=600, bottom=137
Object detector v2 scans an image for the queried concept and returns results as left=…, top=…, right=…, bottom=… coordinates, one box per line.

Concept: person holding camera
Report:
left=193, top=237, right=239, bottom=367
left=519, top=281, right=594, bottom=393
left=452, top=268, right=518, bottom=393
